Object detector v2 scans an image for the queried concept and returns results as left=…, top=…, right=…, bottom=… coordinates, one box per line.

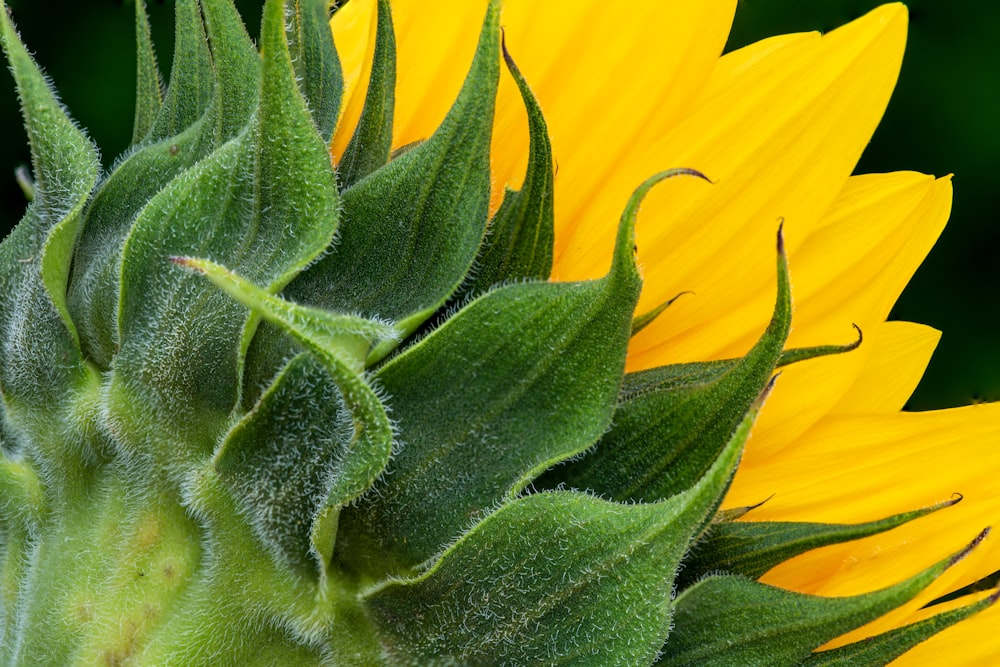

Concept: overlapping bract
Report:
left=0, top=0, right=994, bottom=665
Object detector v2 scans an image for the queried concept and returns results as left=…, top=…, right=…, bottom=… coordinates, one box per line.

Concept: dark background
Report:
left=1, top=1, right=997, bottom=409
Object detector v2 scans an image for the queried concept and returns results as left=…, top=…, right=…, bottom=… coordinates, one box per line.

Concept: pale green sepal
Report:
left=214, top=353, right=359, bottom=576
left=131, top=0, right=163, bottom=145
left=678, top=495, right=961, bottom=588
left=459, top=37, right=554, bottom=295
left=147, top=0, right=214, bottom=141
left=364, top=393, right=754, bottom=665
left=338, top=0, right=395, bottom=188
left=803, top=589, right=999, bottom=666
left=177, top=257, right=396, bottom=572
left=282, top=0, right=500, bottom=353
left=112, top=0, right=338, bottom=464
left=287, top=0, right=343, bottom=141
left=201, top=0, right=260, bottom=143
left=539, top=227, right=791, bottom=503
left=0, top=457, right=46, bottom=529
left=0, top=5, right=98, bottom=427
left=658, top=530, right=989, bottom=667
left=337, top=173, right=701, bottom=578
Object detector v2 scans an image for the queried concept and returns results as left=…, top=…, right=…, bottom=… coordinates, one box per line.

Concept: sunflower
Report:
left=330, top=0, right=1000, bottom=661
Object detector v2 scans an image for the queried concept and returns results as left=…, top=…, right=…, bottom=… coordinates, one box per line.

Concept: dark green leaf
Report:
left=214, top=353, right=361, bottom=575
left=802, top=590, right=998, bottom=666
left=538, top=227, right=791, bottom=503
left=459, top=37, right=554, bottom=295
left=287, top=0, right=344, bottom=141
left=365, top=407, right=752, bottom=666
left=658, top=532, right=988, bottom=667
left=336, top=172, right=687, bottom=578
left=338, top=0, right=395, bottom=188
left=282, top=0, right=500, bottom=359
left=131, top=0, right=163, bottom=145
left=107, top=0, right=338, bottom=466
left=677, top=495, right=961, bottom=588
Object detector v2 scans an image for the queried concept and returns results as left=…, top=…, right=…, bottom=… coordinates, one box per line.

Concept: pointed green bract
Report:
left=67, top=0, right=260, bottom=369
left=339, top=0, right=395, bottom=188
left=148, top=0, right=214, bottom=140
left=659, top=532, right=988, bottom=666
left=460, top=39, right=555, bottom=295
left=778, top=323, right=863, bottom=367
left=281, top=0, right=500, bottom=359
left=131, top=0, right=163, bottom=145
left=109, top=0, right=339, bottom=467
left=201, top=0, right=261, bottom=143
left=802, top=591, right=998, bottom=666
left=177, top=257, right=396, bottom=564
left=286, top=0, right=344, bottom=141
left=335, top=171, right=667, bottom=577
left=678, top=495, right=961, bottom=586
left=367, top=400, right=753, bottom=665
left=0, top=4, right=99, bottom=477
left=540, top=227, right=791, bottom=502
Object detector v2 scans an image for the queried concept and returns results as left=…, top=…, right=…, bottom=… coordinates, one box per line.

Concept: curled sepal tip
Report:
left=612, top=168, right=712, bottom=279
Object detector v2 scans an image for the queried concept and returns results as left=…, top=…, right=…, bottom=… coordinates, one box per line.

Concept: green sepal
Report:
left=67, top=120, right=208, bottom=368
left=632, top=291, right=692, bottom=337
left=364, top=399, right=754, bottom=666
left=131, top=0, right=163, bottom=145
left=802, top=590, right=999, bottom=666
left=177, top=257, right=396, bottom=573
left=213, top=353, right=361, bottom=576
left=282, top=0, right=500, bottom=360
left=0, top=457, right=47, bottom=530
left=658, top=530, right=989, bottom=667
left=677, top=495, right=961, bottom=587
left=201, top=0, right=261, bottom=143
left=459, top=37, right=555, bottom=295
left=69, top=0, right=259, bottom=369
left=338, top=0, right=395, bottom=188
left=286, top=0, right=344, bottom=141
left=147, top=0, right=214, bottom=141
left=0, top=4, right=98, bottom=424
left=110, top=0, right=338, bottom=463
left=778, top=323, right=863, bottom=368
left=538, top=227, right=791, bottom=503
left=336, top=172, right=686, bottom=578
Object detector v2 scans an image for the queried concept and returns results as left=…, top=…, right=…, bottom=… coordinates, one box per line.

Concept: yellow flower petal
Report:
left=830, top=321, right=940, bottom=416
left=739, top=173, right=951, bottom=452
left=553, top=4, right=907, bottom=292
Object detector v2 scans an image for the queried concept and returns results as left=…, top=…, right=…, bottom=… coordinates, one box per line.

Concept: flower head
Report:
left=332, top=0, right=1000, bottom=660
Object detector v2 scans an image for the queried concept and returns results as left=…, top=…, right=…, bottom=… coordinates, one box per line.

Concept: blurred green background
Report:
left=1, top=1, right=997, bottom=409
